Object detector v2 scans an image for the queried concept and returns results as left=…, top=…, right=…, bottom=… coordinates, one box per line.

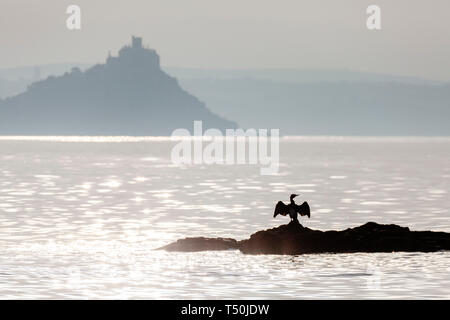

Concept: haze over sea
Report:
left=1, top=136, right=449, bottom=299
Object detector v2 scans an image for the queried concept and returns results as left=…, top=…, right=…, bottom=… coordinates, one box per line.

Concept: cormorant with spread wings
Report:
left=273, top=194, right=310, bottom=222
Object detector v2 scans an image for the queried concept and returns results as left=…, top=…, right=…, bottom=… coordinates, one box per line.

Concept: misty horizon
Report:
left=0, top=35, right=449, bottom=136
left=2, top=63, right=448, bottom=84
left=1, top=0, right=450, bottom=81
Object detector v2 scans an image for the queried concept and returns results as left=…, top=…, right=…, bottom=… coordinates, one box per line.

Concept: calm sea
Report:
left=0, top=137, right=449, bottom=299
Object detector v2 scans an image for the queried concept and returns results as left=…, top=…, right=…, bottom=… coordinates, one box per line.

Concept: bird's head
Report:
left=290, top=194, right=299, bottom=201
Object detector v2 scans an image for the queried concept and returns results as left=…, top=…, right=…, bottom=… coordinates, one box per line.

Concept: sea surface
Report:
left=0, top=136, right=449, bottom=299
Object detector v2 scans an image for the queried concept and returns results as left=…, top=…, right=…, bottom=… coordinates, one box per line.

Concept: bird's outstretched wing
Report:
left=295, top=201, right=311, bottom=218
left=274, top=201, right=289, bottom=218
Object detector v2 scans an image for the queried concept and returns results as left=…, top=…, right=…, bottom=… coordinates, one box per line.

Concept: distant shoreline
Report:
left=0, top=136, right=449, bottom=143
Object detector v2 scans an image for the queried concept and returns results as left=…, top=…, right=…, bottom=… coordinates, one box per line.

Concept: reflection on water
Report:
left=0, top=137, right=449, bottom=299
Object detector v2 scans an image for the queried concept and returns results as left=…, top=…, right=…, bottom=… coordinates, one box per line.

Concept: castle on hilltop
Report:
left=0, top=35, right=238, bottom=135
left=106, top=36, right=160, bottom=69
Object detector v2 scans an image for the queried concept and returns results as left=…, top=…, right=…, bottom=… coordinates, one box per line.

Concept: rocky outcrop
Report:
left=159, top=222, right=450, bottom=255
left=160, top=237, right=239, bottom=252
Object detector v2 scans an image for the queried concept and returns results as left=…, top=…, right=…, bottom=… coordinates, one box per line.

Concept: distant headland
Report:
left=0, top=36, right=237, bottom=135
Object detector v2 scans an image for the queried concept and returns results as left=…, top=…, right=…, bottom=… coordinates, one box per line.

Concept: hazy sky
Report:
left=1, top=0, right=449, bottom=80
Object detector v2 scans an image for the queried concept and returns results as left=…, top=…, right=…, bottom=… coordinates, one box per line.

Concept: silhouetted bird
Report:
left=273, top=194, right=310, bottom=223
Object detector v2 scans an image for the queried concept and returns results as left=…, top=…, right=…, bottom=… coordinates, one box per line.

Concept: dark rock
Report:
left=159, top=237, right=238, bottom=252
left=240, top=221, right=450, bottom=254
left=160, top=221, right=450, bottom=255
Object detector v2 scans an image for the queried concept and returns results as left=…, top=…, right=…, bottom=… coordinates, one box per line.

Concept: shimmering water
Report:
left=0, top=137, right=449, bottom=299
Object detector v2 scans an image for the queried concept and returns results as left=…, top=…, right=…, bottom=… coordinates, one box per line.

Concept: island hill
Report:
left=159, top=221, right=450, bottom=255
left=0, top=37, right=236, bottom=135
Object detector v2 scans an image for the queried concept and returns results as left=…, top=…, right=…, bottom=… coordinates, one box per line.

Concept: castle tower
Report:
left=132, top=36, right=142, bottom=48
